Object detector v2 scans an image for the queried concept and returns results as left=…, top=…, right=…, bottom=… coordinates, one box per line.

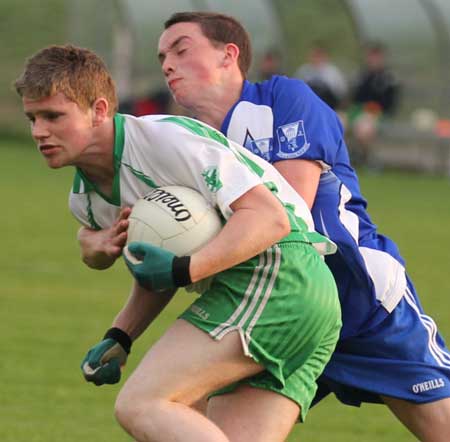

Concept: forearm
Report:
left=81, top=281, right=174, bottom=386
left=189, top=191, right=290, bottom=283
left=112, top=282, right=176, bottom=341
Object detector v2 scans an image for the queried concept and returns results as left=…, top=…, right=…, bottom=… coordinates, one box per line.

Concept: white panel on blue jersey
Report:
left=227, top=102, right=274, bottom=161
left=359, top=246, right=406, bottom=313
left=338, top=184, right=360, bottom=244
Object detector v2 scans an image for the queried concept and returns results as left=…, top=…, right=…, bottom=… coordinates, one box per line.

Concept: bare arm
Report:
left=78, top=207, right=131, bottom=269
left=189, top=184, right=290, bottom=283
left=111, top=282, right=176, bottom=341
left=80, top=280, right=176, bottom=385
left=274, top=159, right=322, bottom=210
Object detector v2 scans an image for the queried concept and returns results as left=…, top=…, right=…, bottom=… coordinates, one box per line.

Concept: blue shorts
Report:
left=313, top=275, right=450, bottom=407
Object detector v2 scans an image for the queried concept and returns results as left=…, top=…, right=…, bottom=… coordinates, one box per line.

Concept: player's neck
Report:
left=79, top=156, right=114, bottom=196
left=77, top=119, right=116, bottom=196
left=193, top=79, right=243, bottom=130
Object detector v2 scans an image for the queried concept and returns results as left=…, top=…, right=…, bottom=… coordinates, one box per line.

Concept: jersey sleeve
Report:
left=69, top=192, right=92, bottom=228
left=138, top=117, right=264, bottom=220
left=270, top=77, right=345, bottom=169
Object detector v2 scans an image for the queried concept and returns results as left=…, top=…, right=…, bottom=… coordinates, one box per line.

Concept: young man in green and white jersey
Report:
left=15, top=44, right=341, bottom=442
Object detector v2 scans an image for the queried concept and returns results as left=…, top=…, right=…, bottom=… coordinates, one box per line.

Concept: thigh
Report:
left=182, top=243, right=341, bottom=387
left=209, top=327, right=340, bottom=424
left=382, top=395, right=450, bottom=442
left=119, top=319, right=263, bottom=406
left=208, top=385, right=300, bottom=442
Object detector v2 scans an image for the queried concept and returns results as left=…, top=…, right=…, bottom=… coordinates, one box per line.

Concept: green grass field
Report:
left=2, top=140, right=449, bottom=442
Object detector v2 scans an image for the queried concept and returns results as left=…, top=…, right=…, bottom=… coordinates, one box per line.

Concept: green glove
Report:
left=123, top=242, right=191, bottom=291
left=81, top=328, right=131, bottom=386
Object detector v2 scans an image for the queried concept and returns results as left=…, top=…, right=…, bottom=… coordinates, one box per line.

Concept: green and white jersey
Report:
left=70, top=114, right=335, bottom=253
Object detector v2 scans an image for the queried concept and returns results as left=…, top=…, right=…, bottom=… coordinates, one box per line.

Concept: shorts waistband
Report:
left=278, top=231, right=337, bottom=256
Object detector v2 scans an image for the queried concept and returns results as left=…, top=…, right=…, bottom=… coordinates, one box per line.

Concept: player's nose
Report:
left=161, top=55, right=175, bottom=77
left=31, top=118, right=50, bottom=140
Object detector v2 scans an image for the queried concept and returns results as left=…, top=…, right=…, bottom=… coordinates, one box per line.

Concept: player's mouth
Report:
left=168, top=78, right=182, bottom=90
left=39, top=144, right=61, bottom=156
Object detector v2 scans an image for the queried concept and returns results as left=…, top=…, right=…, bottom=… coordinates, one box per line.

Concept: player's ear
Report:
left=92, top=98, right=109, bottom=127
left=222, top=43, right=240, bottom=68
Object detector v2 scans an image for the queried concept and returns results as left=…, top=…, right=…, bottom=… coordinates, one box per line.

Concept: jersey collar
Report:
left=221, top=80, right=252, bottom=135
left=71, top=113, right=125, bottom=206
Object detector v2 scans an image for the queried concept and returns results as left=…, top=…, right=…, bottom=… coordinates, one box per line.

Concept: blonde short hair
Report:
left=14, top=44, right=118, bottom=115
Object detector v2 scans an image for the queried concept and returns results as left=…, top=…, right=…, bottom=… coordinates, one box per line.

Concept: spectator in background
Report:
left=348, top=42, right=400, bottom=167
left=257, top=49, right=283, bottom=81
left=352, top=42, right=399, bottom=115
left=294, top=42, right=348, bottom=111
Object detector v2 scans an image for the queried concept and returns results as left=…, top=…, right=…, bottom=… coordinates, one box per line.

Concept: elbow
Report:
left=274, top=211, right=291, bottom=242
left=281, top=214, right=291, bottom=239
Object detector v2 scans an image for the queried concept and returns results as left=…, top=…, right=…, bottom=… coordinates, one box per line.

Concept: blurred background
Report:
left=1, top=2, right=450, bottom=442
left=2, top=0, right=450, bottom=173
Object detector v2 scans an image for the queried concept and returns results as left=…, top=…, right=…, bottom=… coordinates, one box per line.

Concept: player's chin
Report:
left=44, top=156, right=67, bottom=169
left=171, top=90, right=190, bottom=107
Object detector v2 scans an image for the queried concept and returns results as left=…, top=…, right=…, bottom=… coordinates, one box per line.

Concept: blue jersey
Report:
left=221, top=76, right=407, bottom=339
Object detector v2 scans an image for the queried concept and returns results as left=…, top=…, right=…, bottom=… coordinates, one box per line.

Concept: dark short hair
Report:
left=165, top=11, right=252, bottom=78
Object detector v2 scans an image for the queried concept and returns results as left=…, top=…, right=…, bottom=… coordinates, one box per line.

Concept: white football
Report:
left=126, top=186, right=222, bottom=256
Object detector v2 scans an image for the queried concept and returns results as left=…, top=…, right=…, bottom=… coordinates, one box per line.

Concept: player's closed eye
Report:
left=44, top=112, right=62, bottom=121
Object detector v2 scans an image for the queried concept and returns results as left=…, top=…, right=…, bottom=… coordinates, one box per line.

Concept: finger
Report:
left=82, top=362, right=103, bottom=383
left=83, top=360, right=121, bottom=385
left=106, top=245, right=124, bottom=259
left=123, top=244, right=143, bottom=265
left=118, top=207, right=132, bottom=221
left=108, top=223, right=128, bottom=249
left=111, top=231, right=128, bottom=248
left=119, top=218, right=130, bottom=230
left=121, top=207, right=132, bottom=218
left=96, top=359, right=121, bottom=385
left=113, top=218, right=129, bottom=233
left=127, top=242, right=152, bottom=258
left=82, top=361, right=101, bottom=377
left=110, top=229, right=127, bottom=245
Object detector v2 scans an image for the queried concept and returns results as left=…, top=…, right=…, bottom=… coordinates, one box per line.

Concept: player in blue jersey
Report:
left=155, top=11, right=450, bottom=441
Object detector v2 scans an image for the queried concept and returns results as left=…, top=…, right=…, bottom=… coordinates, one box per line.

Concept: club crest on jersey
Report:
left=247, top=138, right=273, bottom=161
left=243, top=130, right=273, bottom=161
left=201, top=166, right=223, bottom=193
left=276, top=120, right=310, bottom=159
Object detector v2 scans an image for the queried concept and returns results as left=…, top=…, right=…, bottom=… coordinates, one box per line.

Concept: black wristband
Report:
left=172, top=255, right=192, bottom=287
left=103, top=327, right=132, bottom=354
